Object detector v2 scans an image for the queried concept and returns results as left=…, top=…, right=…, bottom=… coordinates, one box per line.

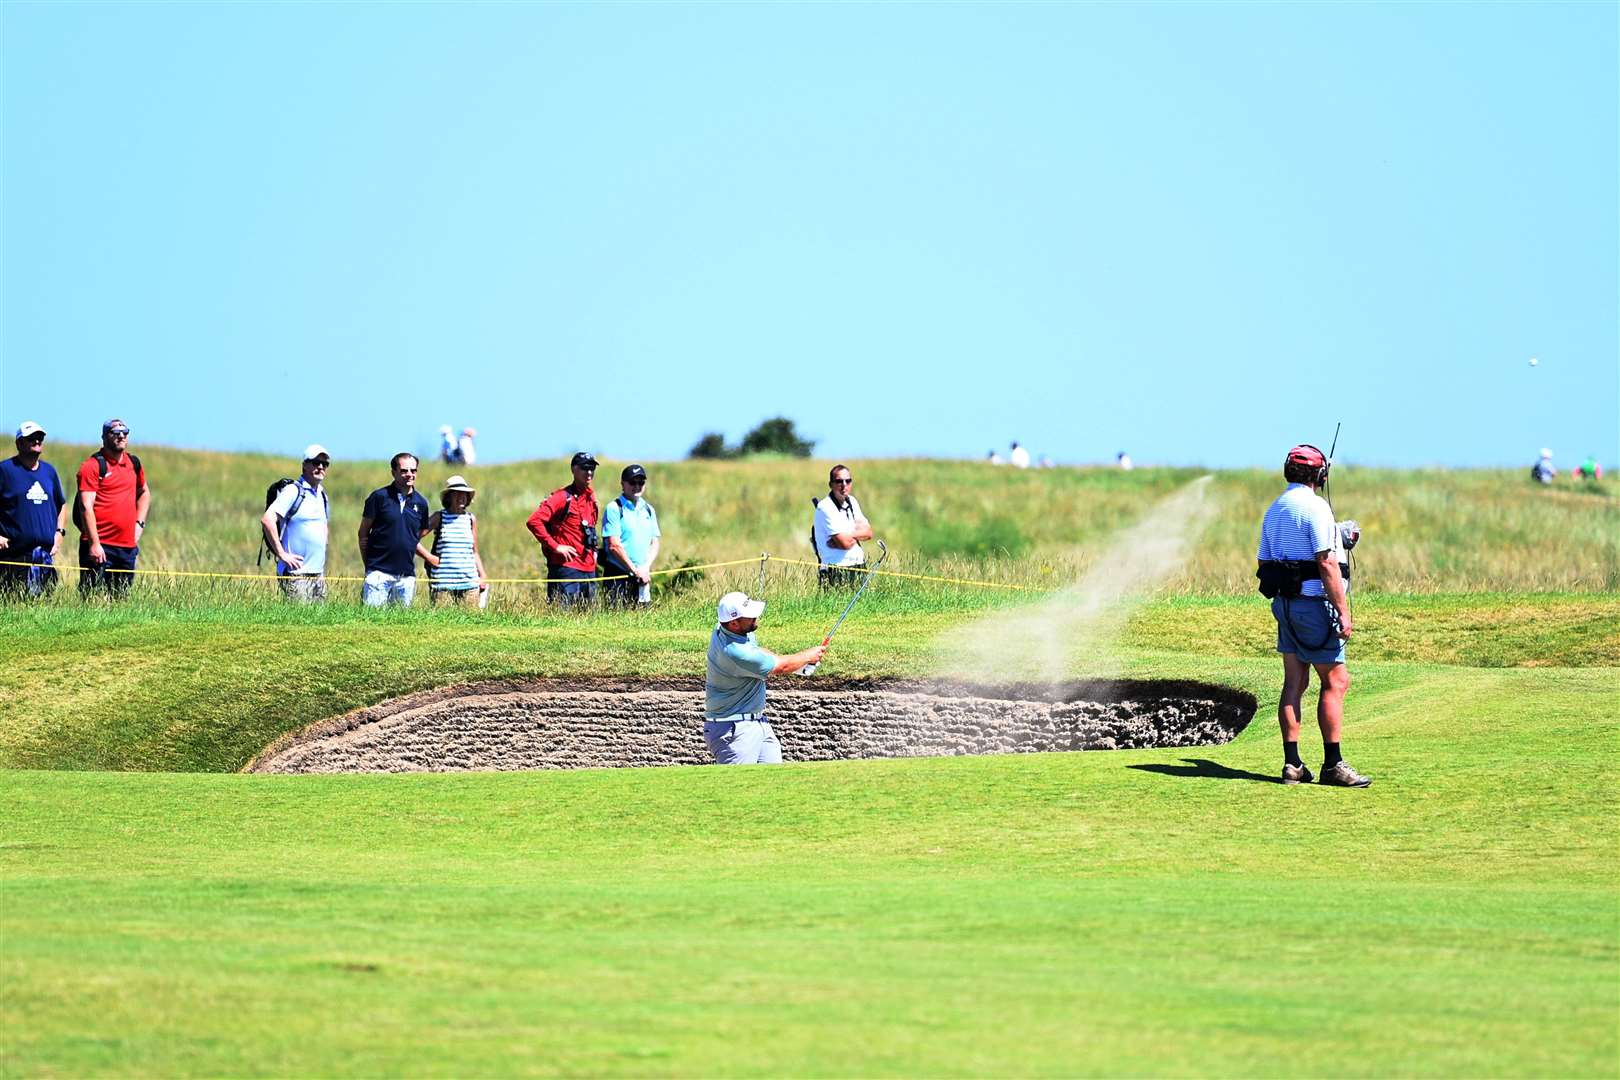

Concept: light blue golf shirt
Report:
left=1256, top=484, right=1340, bottom=597
left=601, top=494, right=660, bottom=567
left=705, top=626, right=774, bottom=718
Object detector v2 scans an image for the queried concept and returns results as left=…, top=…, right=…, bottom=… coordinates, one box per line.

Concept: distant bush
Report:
left=738, top=417, right=814, bottom=458
left=688, top=433, right=733, bottom=460
left=688, top=417, right=815, bottom=460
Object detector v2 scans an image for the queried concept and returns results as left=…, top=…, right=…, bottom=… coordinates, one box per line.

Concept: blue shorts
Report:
left=1272, top=595, right=1346, bottom=665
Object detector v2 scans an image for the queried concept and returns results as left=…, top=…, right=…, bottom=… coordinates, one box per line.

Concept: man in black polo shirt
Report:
left=357, top=452, right=430, bottom=607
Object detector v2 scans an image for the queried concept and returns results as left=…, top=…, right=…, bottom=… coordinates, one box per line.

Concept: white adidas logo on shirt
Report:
left=24, top=480, right=47, bottom=505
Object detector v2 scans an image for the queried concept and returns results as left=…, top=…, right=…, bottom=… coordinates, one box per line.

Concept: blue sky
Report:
left=3, top=2, right=1614, bottom=468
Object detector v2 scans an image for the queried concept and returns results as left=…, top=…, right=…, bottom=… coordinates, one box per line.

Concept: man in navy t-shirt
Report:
left=0, top=421, right=69, bottom=597
left=357, top=452, right=431, bottom=607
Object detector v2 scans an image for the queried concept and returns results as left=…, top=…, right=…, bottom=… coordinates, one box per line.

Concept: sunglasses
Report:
left=307, top=459, right=330, bottom=467
left=21, top=434, right=45, bottom=443
left=626, top=478, right=646, bottom=486
left=107, top=430, right=130, bottom=437
left=831, top=477, right=853, bottom=485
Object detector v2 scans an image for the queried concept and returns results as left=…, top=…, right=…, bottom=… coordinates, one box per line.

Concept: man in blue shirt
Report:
left=600, top=463, right=661, bottom=607
left=704, top=591, right=826, bottom=764
left=0, top=421, right=69, bottom=597
left=357, top=453, right=430, bottom=607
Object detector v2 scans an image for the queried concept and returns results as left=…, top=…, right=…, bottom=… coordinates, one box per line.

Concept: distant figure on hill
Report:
left=987, top=449, right=1004, bottom=465
left=1038, top=454, right=1054, bottom=469
left=526, top=451, right=600, bottom=607
left=457, top=427, right=477, bottom=466
left=357, top=453, right=430, bottom=607
left=0, top=421, right=68, bottom=598
left=813, top=464, right=873, bottom=588
left=1573, top=455, right=1602, bottom=482
left=438, top=425, right=457, bottom=464
left=1531, top=449, right=1556, bottom=485
left=419, top=474, right=486, bottom=605
left=600, top=463, right=660, bottom=607
left=76, top=418, right=148, bottom=600
left=703, top=591, right=826, bottom=765
left=1255, top=443, right=1370, bottom=789
left=261, top=444, right=331, bottom=603
left=1009, top=441, right=1031, bottom=469
left=1116, top=451, right=1134, bottom=471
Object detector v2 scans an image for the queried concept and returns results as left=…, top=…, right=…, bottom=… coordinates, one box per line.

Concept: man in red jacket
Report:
left=526, top=451, right=600, bottom=607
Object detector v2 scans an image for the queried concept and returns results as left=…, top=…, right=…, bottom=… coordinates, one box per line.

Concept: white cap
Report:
left=15, top=420, right=45, bottom=439
left=302, top=444, right=331, bottom=462
left=717, top=591, right=766, bottom=624
left=439, top=425, right=453, bottom=434
left=1540, top=448, right=1553, bottom=459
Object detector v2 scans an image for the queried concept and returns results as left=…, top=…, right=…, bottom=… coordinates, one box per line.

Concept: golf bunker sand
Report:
left=248, top=677, right=1256, bottom=774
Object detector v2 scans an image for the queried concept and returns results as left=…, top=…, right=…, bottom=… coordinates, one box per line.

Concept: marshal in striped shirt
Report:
left=1256, top=484, right=1343, bottom=598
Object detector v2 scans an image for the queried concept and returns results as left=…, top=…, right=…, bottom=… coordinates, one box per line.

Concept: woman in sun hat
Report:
left=418, top=474, right=487, bottom=605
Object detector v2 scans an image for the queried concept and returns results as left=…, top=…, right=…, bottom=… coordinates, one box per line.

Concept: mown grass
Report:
left=28, top=443, right=1620, bottom=596
left=3, top=657, right=1616, bottom=1076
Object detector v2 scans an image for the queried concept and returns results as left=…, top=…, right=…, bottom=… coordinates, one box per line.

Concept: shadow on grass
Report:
left=1127, top=757, right=1280, bottom=784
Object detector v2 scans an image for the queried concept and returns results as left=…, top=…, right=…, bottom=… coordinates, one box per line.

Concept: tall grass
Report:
left=19, top=443, right=1618, bottom=605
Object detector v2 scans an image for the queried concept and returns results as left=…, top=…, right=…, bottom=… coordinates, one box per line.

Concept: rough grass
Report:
left=29, top=443, right=1620, bottom=596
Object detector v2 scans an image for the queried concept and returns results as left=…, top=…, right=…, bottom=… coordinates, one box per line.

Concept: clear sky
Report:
left=3, top=2, right=1614, bottom=468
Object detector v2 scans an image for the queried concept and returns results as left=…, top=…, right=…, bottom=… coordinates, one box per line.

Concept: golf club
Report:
left=798, top=538, right=887, bottom=677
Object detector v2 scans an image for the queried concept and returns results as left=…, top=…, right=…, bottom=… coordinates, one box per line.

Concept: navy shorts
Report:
left=1272, top=595, right=1346, bottom=665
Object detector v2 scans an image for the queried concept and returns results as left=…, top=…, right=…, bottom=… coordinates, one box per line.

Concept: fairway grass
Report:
left=3, top=658, right=1616, bottom=1076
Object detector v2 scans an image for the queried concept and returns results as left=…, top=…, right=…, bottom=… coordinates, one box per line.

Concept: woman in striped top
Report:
left=418, top=475, right=487, bottom=604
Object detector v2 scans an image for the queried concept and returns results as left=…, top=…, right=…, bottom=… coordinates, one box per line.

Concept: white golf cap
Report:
left=1540, top=448, right=1553, bottom=459
left=15, top=420, right=45, bottom=439
left=717, top=591, right=766, bottom=624
left=302, top=444, right=331, bottom=461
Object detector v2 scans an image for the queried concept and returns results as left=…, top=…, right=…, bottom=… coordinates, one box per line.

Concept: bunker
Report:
left=247, top=677, right=1256, bottom=774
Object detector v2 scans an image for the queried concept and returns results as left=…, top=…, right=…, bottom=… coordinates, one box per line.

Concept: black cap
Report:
left=622, top=463, right=647, bottom=481
left=570, top=451, right=598, bottom=469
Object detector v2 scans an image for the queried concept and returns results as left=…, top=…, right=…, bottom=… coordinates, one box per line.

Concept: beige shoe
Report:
left=1320, top=760, right=1372, bottom=788
left=1282, top=763, right=1314, bottom=785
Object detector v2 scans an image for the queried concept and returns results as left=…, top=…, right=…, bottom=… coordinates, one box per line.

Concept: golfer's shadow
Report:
left=1127, top=758, right=1280, bottom=784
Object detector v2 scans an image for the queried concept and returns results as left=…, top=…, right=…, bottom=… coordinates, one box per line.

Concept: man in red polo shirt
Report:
left=526, top=451, right=599, bottom=607
left=76, top=418, right=150, bottom=598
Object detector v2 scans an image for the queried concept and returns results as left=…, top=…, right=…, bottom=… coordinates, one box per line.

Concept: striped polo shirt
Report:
left=1256, top=484, right=1342, bottom=598
left=429, top=511, right=478, bottom=591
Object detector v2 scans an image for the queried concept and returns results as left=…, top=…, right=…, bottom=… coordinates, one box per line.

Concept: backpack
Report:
left=72, top=450, right=143, bottom=535
left=258, top=477, right=328, bottom=567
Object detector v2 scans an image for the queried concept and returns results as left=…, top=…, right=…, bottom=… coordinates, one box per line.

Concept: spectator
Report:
left=0, top=421, right=68, bottom=598
left=526, top=451, right=600, bottom=607
left=1531, top=449, right=1556, bottom=485
left=1573, top=455, right=1603, bottom=482
left=813, top=464, right=873, bottom=588
left=987, top=449, right=1004, bottom=465
left=357, top=453, right=430, bottom=607
left=260, top=445, right=331, bottom=602
left=600, top=463, right=660, bottom=607
left=76, top=418, right=148, bottom=599
left=457, top=427, right=478, bottom=466
left=703, top=591, right=826, bottom=765
left=438, top=425, right=457, bottom=464
left=1117, top=451, right=1134, bottom=471
left=1009, top=441, right=1031, bottom=469
left=419, top=474, right=487, bottom=604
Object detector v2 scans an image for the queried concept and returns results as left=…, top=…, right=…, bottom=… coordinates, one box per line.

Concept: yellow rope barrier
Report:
left=0, top=552, right=1040, bottom=591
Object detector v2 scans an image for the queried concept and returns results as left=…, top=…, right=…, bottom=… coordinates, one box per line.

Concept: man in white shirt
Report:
left=812, top=464, right=873, bottom=588
left=261, top=444, right=331, bottom=602
left=1255, top=444, right=1369, bottom=788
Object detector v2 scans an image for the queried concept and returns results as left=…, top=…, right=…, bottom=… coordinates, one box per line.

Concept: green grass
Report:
left=4, top=447, right=1617, bottom=1075
left=3, top=658, right=1616, bottom=1076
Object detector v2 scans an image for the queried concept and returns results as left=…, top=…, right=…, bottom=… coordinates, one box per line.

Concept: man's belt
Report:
left=706, top=712, right=766, bottom=723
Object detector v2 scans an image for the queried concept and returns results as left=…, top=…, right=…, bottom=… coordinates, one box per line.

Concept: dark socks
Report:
left=1324, top=742, right=1343, bottom=767
left=1283, top=741, right=1303, bottom=766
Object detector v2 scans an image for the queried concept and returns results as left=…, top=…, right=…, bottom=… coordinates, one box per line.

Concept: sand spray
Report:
left=931, top=475, right=1217, bottom=683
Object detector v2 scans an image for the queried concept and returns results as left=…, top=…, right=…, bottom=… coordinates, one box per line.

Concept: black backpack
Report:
left=258, top=478, right=328, bottom=566
left=72, top=450, right=143, bottom=534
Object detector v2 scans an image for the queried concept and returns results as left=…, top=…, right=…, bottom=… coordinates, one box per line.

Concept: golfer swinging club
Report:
left=703, top=591, right=827, bottom=764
